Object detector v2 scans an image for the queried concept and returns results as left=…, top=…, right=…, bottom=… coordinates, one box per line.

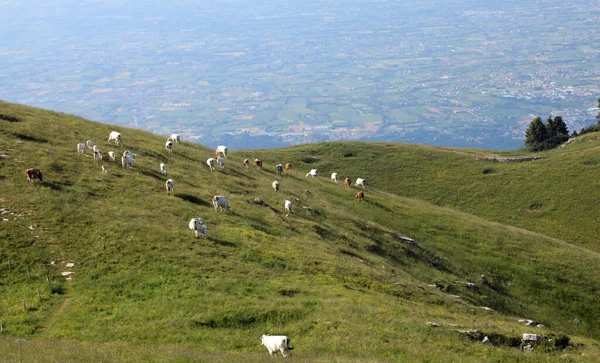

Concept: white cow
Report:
left=108, top=151, right=116, bottom=161
left=272, top=181, right=280, bottom=192
left=165, top=179, right=174, bottom=195
left=355, top=178, right=366, bottom=189
left=306, top=169, right=319, bottom=178
left=93, top=148, right=102, bottom=161
left=101, top=165, right=108, bottom=174
left=215, top=145, right=228, bottom=158
left=213, top=195, right=230, bottom=212
left=168, top=134, right=181, bottom=143
left=207, top=158, right=216, bottom=172
left=165, top=140, right=173, bottom=153
left=160, top=163, right=167, bottom=176
left=284, top=200, right=293, bottom=217
left=189, top=218, right=206, bottom=238
left=86, top=140, right=94, bottom=150
left=77, top=143, right=85, bottom=154
left=122, top=155, right=135, bottom=169
left=276, top=164, right=283, bottom=174
left=108, top=131, right=122, bottom=146
left=261, top=335, right=293, bottom=358
left=331, top=172, right=339, bottom=183
left=217, top=157, right=225, bottom=170
left=92, top=145, right=100, bottom=153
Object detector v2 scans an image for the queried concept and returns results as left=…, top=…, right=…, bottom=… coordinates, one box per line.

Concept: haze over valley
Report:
left=1, top=0, right=599, bottom=149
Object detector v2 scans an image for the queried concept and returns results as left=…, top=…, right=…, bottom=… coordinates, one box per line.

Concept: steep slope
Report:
left=1, top=101, right=599, bottom=361
left=252, top=139, right=600, bottom=251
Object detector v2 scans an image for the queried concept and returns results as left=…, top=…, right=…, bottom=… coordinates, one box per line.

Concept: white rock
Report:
left=522, top=333, right=543, bottom=342
left=480, top=307, right=493, bottom=311
left=65, top=263, right=75, bottom=268
left=482, top=336, right=492, bottom=345
left=61, top=271, right=74, bottom=276
left=28, top=225, right=35, bottom=230
left=522, top=344, right=534, bottom=352
left=426, top=322, right=439, bottom=327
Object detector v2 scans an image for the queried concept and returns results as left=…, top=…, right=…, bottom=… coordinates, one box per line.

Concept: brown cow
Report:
left=285, top=163, right=293, bottom=170
left=344, top=178, right=351, bottom=187
left=355, top=191, right=364, bottom=201
left=254, top=158, right=263, bottom=169
left=25, top=168, right=43, bottom=183
left=243, top=159, right=249, bottom=168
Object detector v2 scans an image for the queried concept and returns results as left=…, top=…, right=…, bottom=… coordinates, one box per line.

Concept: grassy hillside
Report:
left=1, top=101, right=600, bottom=361
left=251, top=139, right=600, bottom=252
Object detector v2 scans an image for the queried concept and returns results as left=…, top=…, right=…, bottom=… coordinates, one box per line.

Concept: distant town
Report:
left=1, top=0, right=599, bottom=149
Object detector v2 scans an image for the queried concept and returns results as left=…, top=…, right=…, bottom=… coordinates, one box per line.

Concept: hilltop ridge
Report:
left=1, top=101, right=599, bottom=361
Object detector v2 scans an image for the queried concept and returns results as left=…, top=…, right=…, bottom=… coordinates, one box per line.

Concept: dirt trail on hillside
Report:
left=40, top=296, right=71, bottom=333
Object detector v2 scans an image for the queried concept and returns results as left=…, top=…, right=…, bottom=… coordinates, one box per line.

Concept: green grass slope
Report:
left=252, top=139, right=600, bottom=252
left=1, top=101, right=600, bottom=361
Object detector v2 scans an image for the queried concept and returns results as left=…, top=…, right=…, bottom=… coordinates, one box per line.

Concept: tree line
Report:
left=524, top=97, right=600, bottom=151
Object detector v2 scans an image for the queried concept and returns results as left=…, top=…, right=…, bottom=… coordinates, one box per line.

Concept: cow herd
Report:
left=26, top=131, right=369, bottom=232
left=18, top=128, right=379, bottom=358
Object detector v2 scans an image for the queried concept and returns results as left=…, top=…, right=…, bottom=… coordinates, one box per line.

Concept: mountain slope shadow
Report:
left=176, top=193, right=210, bottom=207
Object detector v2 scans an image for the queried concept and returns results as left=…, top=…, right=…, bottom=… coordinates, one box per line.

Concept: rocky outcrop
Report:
left=487, top=156, right=543, bottom=163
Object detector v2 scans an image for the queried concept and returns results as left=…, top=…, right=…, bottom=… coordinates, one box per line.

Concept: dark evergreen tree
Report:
left=525, top=117, right=547, bottom=147
left=546, top=116, right=556, bottom=137
left=552, top=115, right=568, bottom=136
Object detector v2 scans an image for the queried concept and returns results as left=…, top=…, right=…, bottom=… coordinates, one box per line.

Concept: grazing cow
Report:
left=101, top=165, right=108, bottom=174
left=93, top=149, right=103, bottom=161
left=344, top=177, right=351, bottom=187
left=86, top=140, right=94, bottom=150
left=108, top=151, right=116, bottom=161
left=212, top=195, right=230, bottom=212
left=285, top=163, right=293, bottom=170
left=355, top=178, right=366, bottom=189
left=306, top=169, right=319, bottom=178
left=206, top=158, right=216, bottom=172
left=276, top=164, right=283, bottom=175
left=168, top=134, right=181, bottom=143
left=254, top=158, right=263, bottom=169
left=77, top=143, right=85, bottom=155
left=243, top=159, right=249, bottom=168
left=215, top=145, right=228, bottom=158
left=107, top=131, right=122, bottom=146
left=284, top=200, right=293, bottom=217
left=217, top=157, right=225, bottom=170
left=261, top=335, right=293, bottom=358
left=189, top=218, right=206, bottom=238
left=165, top=179, right=174, bottom=195
left=160, top=162, right=167, bottom=176
left=121, top=155, right=135, bottom=169
left=355, top=190, right=364, bottom=201
left=272, top=181, right=280, bottom=192
left=25, top=168, right=43, bottom=184
left=331, top=172, right=339, bottom=183
left=165, top=140, right=173, bottom=153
